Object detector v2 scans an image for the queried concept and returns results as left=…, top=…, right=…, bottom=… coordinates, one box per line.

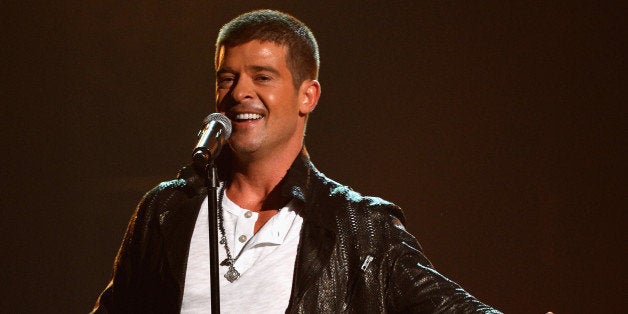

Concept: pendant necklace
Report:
left=217, top=184, right=241, bottom=282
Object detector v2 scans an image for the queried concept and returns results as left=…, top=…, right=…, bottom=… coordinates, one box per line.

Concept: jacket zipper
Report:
left=342, top=254, right=374, bottom=311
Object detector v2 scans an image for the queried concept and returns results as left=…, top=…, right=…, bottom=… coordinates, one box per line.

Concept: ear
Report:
left=298, top=80, right=321, bottom=115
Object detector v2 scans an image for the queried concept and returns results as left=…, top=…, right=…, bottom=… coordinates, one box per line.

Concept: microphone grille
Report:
left=203, top=113, right=232, bottom=139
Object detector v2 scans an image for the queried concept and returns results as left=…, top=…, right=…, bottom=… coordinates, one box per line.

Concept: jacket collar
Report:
left=212, top=146, right=317, bottom=209
left=278, top=147, right=337, bottom=234
left=280, top=147, right=314, bottom=204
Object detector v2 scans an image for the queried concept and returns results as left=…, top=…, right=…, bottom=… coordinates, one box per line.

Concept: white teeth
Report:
left=235, top=113, right=263, bottom=120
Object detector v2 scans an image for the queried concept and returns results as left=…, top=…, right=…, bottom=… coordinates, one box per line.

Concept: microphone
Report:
left=192, top=113, right=232, bottom=166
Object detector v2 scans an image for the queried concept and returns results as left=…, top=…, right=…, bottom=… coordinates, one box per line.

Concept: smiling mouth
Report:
left=234, top=113, right=264, bottom=122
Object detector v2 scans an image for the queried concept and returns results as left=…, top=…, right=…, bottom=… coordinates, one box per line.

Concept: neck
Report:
left=226, top=145, right=301, bottom=212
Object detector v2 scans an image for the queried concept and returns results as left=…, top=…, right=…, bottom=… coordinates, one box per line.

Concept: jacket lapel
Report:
left=290, top=208, right=336, bottom=307
left=284, top=149, right=339, bottom=308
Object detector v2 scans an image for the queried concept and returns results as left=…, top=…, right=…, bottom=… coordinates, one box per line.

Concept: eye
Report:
left=255, top=74, right=272, bottom=82
left=217, top=75, right=235, bottom=88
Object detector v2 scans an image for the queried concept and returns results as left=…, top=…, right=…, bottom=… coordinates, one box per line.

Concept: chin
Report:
left=228, top=140, right=262, bottom=156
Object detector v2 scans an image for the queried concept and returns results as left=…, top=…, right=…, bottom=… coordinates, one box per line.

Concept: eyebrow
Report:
left=216, top=65, right=281, bottom=76
left=216, top=67, right=235, bottom=75
left=249, top=65, right=280, bottom=76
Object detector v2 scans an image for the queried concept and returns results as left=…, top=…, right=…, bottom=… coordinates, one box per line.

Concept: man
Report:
left=92, top=10, right=500, bottom=313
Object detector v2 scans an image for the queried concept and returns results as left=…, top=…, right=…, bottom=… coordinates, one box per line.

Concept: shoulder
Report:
left=145, top=165, right=202, bottom=200
left=311, top=173, right=423, bottom=264
left=134, top=165, right=203, bottom=220
left=312, top=170, right=407, bottom=227
left=140, top=178, right=190, bottom=207
left=330, top=175, right=404, bottom=218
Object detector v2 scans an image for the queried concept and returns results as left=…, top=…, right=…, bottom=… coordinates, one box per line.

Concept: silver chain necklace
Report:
left=217, top=184, right=241, bottom=282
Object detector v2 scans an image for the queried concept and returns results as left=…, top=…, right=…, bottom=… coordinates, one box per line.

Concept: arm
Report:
left=90, top=188, right=160, bottom=314
left=385, top=216, right=501, bottom=313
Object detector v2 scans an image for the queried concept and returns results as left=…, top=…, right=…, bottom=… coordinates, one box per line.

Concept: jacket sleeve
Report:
left=90, top=188, right=160, bottom=314
left=384, top=215, right=502, bottom=313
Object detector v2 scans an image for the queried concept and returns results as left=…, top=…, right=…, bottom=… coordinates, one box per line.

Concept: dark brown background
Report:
left=2, top=1, right=625, bottom=313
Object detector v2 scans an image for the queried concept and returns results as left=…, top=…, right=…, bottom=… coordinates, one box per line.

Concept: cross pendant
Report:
left=225, top=267, right=240, bottom=283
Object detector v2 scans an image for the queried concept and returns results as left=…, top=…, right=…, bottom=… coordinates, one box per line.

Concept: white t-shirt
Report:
left=180, top=191, right=303, bottom=313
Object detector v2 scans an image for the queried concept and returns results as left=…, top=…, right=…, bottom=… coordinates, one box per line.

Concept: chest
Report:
left=181, top=195, right=303, bottom=313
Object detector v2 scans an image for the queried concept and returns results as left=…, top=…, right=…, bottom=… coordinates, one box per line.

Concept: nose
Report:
left=230, top=75, right=254, bottom=103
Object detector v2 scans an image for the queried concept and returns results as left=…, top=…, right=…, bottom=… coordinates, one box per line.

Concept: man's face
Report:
left=215, top=40, right=306, bottom=158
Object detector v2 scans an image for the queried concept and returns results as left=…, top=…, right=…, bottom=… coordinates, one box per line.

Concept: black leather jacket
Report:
left=92, top=148, right=500, bottom=313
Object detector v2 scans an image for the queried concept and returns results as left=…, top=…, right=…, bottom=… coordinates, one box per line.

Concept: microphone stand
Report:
left=193, top=113, right=231, bottom=314
left=202, top=162, right=221, bottom=314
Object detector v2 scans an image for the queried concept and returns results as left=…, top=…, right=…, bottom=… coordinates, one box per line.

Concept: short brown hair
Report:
left=216, top=10, right=320, bottom=89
